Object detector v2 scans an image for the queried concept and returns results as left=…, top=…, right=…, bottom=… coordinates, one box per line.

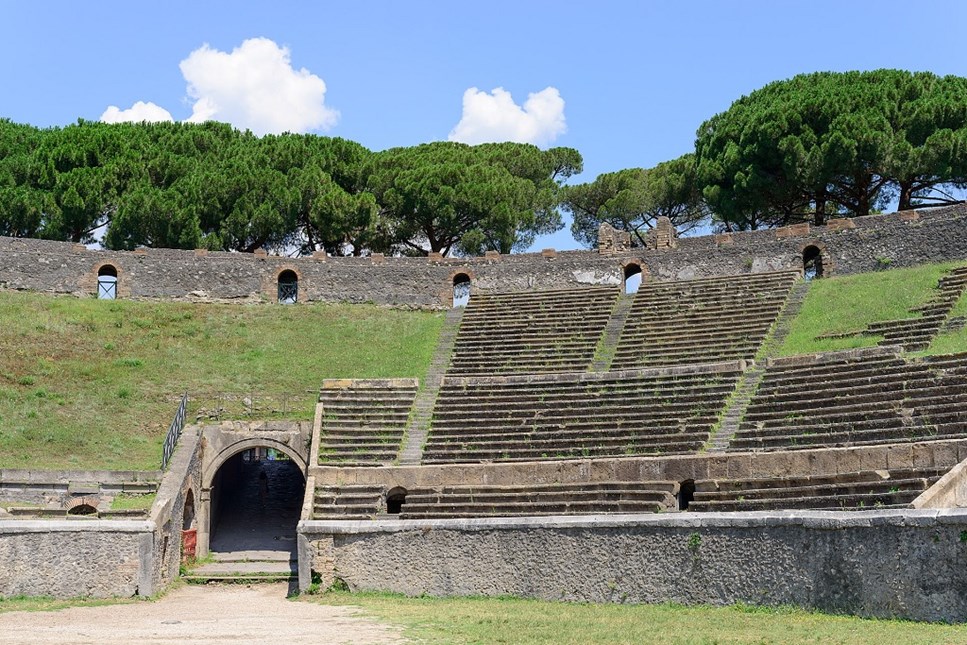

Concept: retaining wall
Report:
left=2, top=204, right=966, bottom=306
left=299, top=508, right=967, bottom=623
left=0, top=519, right=154, bottom=597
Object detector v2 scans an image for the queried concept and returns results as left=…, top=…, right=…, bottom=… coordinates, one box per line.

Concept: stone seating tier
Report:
left=398, top=481, right=679, bottom=518
left=313, top=484, right=384, bottom=520
left=731, top=351, right=967, bottom=451
left=448, top=286, right=618, bottom=376
left=612, top=270, right=800, bottom=369
left=316, top=379, right=418, bottom=467
left=689, top=468, right=947, bottom=512
left=423, top=363, right=744, bottom=464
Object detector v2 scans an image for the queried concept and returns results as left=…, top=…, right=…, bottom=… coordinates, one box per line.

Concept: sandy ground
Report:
left=0, top=583, right=407, bottom=645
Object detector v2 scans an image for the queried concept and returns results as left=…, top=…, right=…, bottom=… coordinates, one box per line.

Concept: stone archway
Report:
left=202, top=442, right=307, bottom=560
left=196, top=424, right=312, bottom=558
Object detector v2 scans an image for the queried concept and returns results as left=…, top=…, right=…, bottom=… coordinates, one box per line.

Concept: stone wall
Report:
left=311, top=439, right=967, bottom=490
left=300, top=508, right=967, bottom=623
left=0, top=469, right=160, bottom=507
left=0, top=519, right=153, bottom=597
left=148, top=430, right=203, bottom=590
left=2, top=204, right=966, bottom=306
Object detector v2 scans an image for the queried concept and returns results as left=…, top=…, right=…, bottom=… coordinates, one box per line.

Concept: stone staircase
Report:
left=316, top=379, right=418, bottom=466
left=706, top=279, right=810, bottom=451
left=590, top=294, right=636, bottom=372
left=183, top=550, right=296, bottom=584
left=398, top=306, right=464, bottom=466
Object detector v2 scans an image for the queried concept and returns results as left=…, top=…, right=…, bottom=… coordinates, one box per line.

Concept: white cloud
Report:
left=179, top=37, right=338, bottom=135
left=448, top=86, right=566, bottom=147
left=100, top=101, right=174, bottom=124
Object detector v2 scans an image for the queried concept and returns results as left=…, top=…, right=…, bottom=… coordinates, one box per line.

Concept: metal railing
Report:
left=161, top=393, right=189, bottom=470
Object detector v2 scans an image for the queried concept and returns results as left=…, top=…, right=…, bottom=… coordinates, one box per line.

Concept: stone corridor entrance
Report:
left=190, top=448, right=306, bottom=584
left=209, top=449, right=305, bottom=553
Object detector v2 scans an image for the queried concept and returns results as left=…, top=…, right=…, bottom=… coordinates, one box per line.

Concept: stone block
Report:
left=714, top=233, right=734, bottom=246
left=775, top=223, right=811, bottom=239
left=826, top=218, right=856, bottom=232
left=900, top=210, right=921, bottom=222
left=541, top=248, right=557, bottom=258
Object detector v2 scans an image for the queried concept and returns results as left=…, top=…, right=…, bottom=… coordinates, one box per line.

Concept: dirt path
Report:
left=0, top=584, right=407, bottom=645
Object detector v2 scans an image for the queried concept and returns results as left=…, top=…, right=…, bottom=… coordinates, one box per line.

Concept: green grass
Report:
left=109, top=492, right=156, bottom=511
left=306, top=592, right=967, bottom=644
left=779, top=261, right=963, bottom=356
left=0, top=594, right=134, bottom=614
left=0, top=291, right=443, bottom=470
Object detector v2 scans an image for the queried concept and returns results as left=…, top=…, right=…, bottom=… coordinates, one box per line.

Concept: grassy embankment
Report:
left=309, top=592, right=967, bottom=644
left=0, top=291, right=443, bottom=470
left=779, top=260, right=967, bottom=356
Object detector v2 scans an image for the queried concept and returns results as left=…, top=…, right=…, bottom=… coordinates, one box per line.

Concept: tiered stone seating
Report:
left=316, top=379, right=417, bottom=466
left=731, top=349, right=967, bottom=451
left=398, top=481, right=679, bottom=518
left=447, top=287, right=618, bottom=376
left=422, top=362, right=744, bottom=464
left=612, top=271, right=800, bottom=368
left=313, top=484, right=383, bottom=520
left=689, top=468, right=947, bottom=512
left=833, top=266, right=967, bottom=351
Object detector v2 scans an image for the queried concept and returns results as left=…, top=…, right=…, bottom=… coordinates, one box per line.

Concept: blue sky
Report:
left=2, top=1, right=966, bottom=251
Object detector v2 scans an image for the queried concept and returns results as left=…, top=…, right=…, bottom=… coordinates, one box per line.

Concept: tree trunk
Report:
left=897, top=181, right=915, bottom=212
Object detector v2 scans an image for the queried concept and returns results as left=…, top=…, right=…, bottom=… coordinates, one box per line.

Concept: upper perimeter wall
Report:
left=1, top=204, right=966, bottom=307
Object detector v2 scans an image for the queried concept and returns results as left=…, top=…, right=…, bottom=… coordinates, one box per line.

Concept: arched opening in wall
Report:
left=624, top=263, right=643, bottom=295
left=68, top=503, right=98, bottom=517
left=803, top=246, right=824, bottom=280
left=182, top=489, right=196, bottom=530
left=97, top=265, right=118, bottom=300
left=453, top=273, right=471, bottom=308
left=386, top=487, right=407, bottom=514
left=278, top=270, right=298, bottom=304
left=678, top=480, right=695, bottom=511
left=208, top=446, right=306, bottom=558
left=181, top=489, right=197, bottom=563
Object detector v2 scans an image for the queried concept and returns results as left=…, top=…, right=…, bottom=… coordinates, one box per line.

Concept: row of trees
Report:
left=1, top=70, right=964, bottom=253
left=567, top=69, right=967, bottom=243
left=0, top=119, right=581, bottom=255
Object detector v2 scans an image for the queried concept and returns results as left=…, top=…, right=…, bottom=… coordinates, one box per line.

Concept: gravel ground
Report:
left=0, top=584, right=407, bottom=645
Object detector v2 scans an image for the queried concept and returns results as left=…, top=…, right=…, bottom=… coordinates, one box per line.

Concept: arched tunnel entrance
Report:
left=208, top=447, right=306, bottom=556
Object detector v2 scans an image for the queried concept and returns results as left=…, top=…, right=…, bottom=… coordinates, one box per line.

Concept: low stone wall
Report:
left=311, top=439, right=967, bottom=489
left=299, top=508, right=967, bottom=623
left=0, top=469, right=160, bottom=507
left=0, top=519, right=154, bottom=598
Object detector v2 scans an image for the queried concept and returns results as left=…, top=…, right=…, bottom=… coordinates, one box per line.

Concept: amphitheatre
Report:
left=5, top=201, right=967, bottom=626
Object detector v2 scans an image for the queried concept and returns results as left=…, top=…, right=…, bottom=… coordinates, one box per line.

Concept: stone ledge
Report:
left=0, top=519, right=154, bottom=533
left=442, top=360, right=746, bottom=388
left=300, top=507, right=966, bottom=535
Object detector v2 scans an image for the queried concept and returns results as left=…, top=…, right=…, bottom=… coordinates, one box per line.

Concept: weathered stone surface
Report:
left=2, top=204, right=966, bottom=306
left=301, top=509, right=967, bottom=622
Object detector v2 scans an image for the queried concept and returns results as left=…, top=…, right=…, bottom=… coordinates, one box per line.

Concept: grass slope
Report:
left=779, top=261, right=964, bottom=356
left=0, top=291, right=443, bottom=470
left=310, top=592, right=967, bottom=645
